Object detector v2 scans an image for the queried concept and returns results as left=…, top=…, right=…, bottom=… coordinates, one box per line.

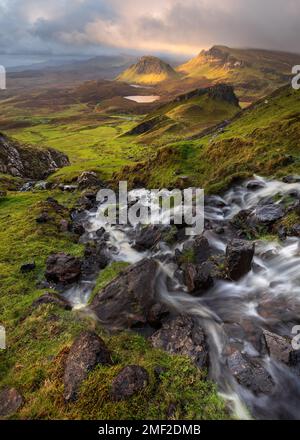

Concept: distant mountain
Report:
left=117, top=56, right=180, bottom=85
left=178, top=45, right=300, bottom=102
left=123, top=83, right=240, bottom=142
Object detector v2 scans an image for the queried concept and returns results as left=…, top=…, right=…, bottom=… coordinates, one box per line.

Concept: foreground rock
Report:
left=111, top=365, right=149, bottom=401
left=254, top=204, right=284, bottom=224
left=150, top=315, right=209, bottom=369
left=263, top=329, right=292, bottom=365
left=77, top=171, right=101, bottom=189
left=226, top=239, right=255, bottom=280
left=64, top=332, right=112, bottom=401
left=183, top=262, right=214, bottom=294
left=0, top=388, right=23, bottom=417
left=0, top=132, right=69, bottom=179
left=45, top=253, right=82, bottom=285
left=227, top=351, right=275, bottom=395
left=32, top=293, right=71, bottom=311
left=90, top=259, right=168, bottom=330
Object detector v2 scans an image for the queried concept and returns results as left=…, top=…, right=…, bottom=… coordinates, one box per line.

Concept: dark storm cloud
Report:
left=0, top=0, right=299, bottom=55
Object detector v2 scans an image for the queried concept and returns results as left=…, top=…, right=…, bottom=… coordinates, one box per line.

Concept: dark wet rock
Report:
left=226, top=239, right=255, bottom=280
left=227, top=351, right=275, bottom=395
left=277, top=225, right=287, bottom=240
left=45, top=197, right=67, bottom=214
left=246, top=180, right=266, bottom=190
left=205, top=194, right=227, bottom=208
left=20, top=262, right=36, bottom=273
left=95, top=227, right=106, bottom=238
left=291, top=224, right=300, bottom=237
left=183, top=262, right=214, bottom=294
left=263, top=329, right=292, bottom=365
left=282, top=175, right=300, bottom=184
left=45, top=253, right=82, bottom=285
left=182, top=235, right=211, bottom=265
left=74, top=195, right=94, bottom=212
left=289, top=350, right=300, bottom=376
left=111, top=365, right=149, bottom=401
left=134, top=225, right=163, bottom=251
left=32, top=293, right=71, bottom=311
left=0, top=388, right=23, bottom=416
left=81, top=241, right=109, bottom=277
left=77, top=171, right=101, bottom=189
left=90, top=259, right=168, bottom=330
left=64, top=331, right=112, bottom=402
left=150, top=315, right=209, bottom=369
left=229, top=209, right=253, bottom=236
left=254, top=204, right=284, bottom=224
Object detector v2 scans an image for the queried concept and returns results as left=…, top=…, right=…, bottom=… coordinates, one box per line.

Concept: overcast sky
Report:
left=0, top=0, right=299, bottom=57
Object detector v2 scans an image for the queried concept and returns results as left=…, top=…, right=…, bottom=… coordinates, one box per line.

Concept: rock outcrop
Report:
left=90, top=258, right=168, bottom=330
left=0, top=132, right=69, bottom=179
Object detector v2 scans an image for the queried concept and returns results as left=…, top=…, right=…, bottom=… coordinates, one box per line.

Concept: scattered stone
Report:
left=182, top=235, right=211, bottom=265
left=90, top=259, right=168, bottom=330
left=20, top=262, right=36, bottom=273
left=150, top=315, right=209, bottom=369
left=246, top=180, right=266, bottom=190
left=45, top=253, right=82, bottom=285
left=226, top=239, right=255, bottom=281
left=254, top=204, right=284, bottom=224
left=262, top=329, right=292, bottom=365
left=32, top=293, right=71, bottom=311
left=0, top=190, right=7, bottom=198
left=183, top=262, right=214, bottom=293
left=77, top=171, right=101, bottom=189
left=111, top=365, right=149, bottom=401
left=227, top=350, right=275, bottom=395
left=0, top=388, right=23, bottom=416
left=134, top=225, right=163, bottom=251
left=81, top=241, right=109, bottom=277
left=64, top=332, right=112, bottom=401
left=282, top=175, right=300, bottom=184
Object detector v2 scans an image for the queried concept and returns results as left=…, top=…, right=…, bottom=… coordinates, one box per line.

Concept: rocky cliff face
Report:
left=0, top=133, right=69, bottom=179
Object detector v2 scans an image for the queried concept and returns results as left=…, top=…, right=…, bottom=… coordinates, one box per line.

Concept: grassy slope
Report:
left=128, top=93, right=240, bottom=144
left=0, top=99, right=155, bottom=184
left=117, top=86, right=300, bottom=192
left=0, top=191, right=227, bottom=420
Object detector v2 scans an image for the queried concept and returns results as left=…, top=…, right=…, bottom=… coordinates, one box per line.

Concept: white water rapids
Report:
left=64, top=176, right=300, bottom=420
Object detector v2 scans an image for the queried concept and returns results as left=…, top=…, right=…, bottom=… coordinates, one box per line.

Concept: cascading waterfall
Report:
left=64, top=175, right=300, bottom=420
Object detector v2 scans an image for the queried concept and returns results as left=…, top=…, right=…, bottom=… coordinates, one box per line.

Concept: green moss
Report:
left=0, top=191, right=227, bottom=420
left=88, top=261, right=130, bottom=305
left=17, top=331, right=229, bottom=420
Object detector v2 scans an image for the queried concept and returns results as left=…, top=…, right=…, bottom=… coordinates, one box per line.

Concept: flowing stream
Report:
left=64, top=176, right=300, bottom=420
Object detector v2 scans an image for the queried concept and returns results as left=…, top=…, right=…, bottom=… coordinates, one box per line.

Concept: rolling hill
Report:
left=116, top=85, right=300, bottom=191
left=178, top=45, right=300, bottom=103
left=117, top=56, right=180, bottom=85
left=124, top=83, right=240, bottom=142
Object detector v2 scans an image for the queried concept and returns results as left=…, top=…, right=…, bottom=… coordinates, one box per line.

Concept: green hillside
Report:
left=117, top=85, right=300, bottom=192
left=123, top=84, right=240, bottom=143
